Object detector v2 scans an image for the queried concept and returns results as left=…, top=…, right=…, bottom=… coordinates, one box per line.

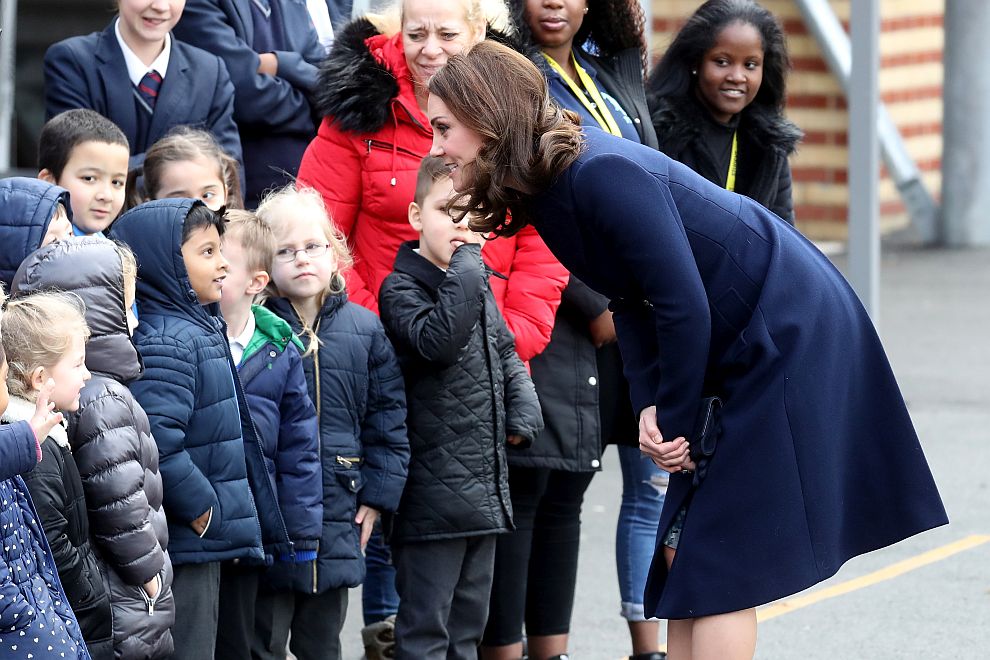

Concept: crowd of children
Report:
left=0, top=0, right=819, bottom=659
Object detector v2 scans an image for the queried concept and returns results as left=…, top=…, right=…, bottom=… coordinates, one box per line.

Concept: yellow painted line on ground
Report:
left=757, top=534, right=990, bottom=622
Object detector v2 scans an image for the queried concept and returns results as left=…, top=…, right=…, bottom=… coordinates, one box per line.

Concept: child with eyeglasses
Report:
left=255, top=186, right=409, bottom=660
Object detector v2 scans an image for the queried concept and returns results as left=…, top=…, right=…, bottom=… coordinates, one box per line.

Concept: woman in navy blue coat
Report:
left=425, top=42, right=948, bottom=659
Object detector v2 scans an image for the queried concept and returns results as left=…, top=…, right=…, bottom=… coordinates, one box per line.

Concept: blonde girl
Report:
left=0, top=291, right=116, bottom=659
left=126, top=126, right=244, bottom=212
left=254, top=186, right=409, bottom=660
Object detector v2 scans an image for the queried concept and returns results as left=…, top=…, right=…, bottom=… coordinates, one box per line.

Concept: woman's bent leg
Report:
left=691, top=609, right=756, bottom=660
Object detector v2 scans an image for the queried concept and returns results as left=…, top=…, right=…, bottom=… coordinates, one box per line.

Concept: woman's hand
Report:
left=588, top=309, right=617, bottom=347
left=355, top=505, right=380, bottom=550
left=638, top=406, right=696, bottom=473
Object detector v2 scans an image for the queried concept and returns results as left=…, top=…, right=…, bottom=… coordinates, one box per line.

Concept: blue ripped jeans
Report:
left=615, top=444, right=667, bottom=622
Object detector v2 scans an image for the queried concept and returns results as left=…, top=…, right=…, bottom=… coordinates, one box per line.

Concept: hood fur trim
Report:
left=314, top=19, right=399, bottom=132
left=2, top=396, right=69, bottom=448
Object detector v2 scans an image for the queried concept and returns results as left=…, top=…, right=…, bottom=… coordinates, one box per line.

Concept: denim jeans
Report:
left=615, top=444, right=667, bottom=621
left=362, top=525, right=400, bottom=625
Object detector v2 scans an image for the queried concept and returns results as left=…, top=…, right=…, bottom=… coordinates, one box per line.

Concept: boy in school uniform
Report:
left=44, top=0, right=243, bottom=174
left=173, top=0, right=324, bottom=205
left=37, top=109, right=130, bottom=237
left=378, top=157, right=544, bottom=659
left=215, top=209, right=323, bottom=659
left=109, top=199, right=292, bottom=660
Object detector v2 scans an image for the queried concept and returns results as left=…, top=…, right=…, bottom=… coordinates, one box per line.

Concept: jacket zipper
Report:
left=142, top=574, right=162, bottom=616
left=310, top=313, right=322, bottom=595
left=364, top=139, right=423, bottom=159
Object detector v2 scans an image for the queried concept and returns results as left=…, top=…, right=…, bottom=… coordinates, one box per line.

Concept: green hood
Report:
left=242, top=304, right=305, bottom=363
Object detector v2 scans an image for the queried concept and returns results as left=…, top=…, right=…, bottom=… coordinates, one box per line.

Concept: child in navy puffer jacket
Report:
left=257, top=186, right=409, bottom=660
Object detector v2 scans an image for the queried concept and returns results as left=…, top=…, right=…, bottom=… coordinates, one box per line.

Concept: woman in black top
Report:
left=646, top=0, right=801, bottom=223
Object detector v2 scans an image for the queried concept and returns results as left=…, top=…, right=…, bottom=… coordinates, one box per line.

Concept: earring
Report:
left=583, top=6, right=589, bottom=13
left=691, top=69, right=697, bottom=75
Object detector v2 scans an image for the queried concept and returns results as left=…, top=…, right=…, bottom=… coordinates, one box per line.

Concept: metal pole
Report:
left=0, top=0, right=17, bottom=172
left=848, top=0, right=880, bottom=321
left=794, top=0, right=938, bottom=243
left=941, top=1, right=990, bottom=246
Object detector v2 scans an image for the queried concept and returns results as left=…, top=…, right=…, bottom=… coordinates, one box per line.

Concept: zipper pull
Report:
left=148, top=598, right=154, bottom=616
left=336, top=455, right=353, bottom=468
left=366, top=139, right=372, bottom=154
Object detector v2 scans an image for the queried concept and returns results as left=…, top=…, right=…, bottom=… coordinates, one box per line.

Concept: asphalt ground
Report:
left=335, top=246, right=990, bottom=659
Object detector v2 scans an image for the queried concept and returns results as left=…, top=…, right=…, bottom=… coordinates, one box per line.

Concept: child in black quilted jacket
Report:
left=378, top=157, right=544, bottom=660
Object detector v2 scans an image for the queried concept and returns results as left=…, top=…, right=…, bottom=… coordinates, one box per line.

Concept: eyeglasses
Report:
left=274, top=243, right=330, bottom=263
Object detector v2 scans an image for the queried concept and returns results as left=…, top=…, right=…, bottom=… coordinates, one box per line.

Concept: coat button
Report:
left=269, top=351, right=277, bottom=358
left=591, top=459, right=601, bottom=468
left=588, top=377, right=597, bottom=386
left=633, top=117, right=641, bottom=124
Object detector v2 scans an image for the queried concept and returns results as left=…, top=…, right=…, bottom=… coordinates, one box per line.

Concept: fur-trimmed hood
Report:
left=650, top=93, right=802, bottom=158
left=314, top=18, right=525, bottom=133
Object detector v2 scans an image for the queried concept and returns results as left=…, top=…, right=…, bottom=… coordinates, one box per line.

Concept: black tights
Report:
left=482, top=466, right=596, bottom=646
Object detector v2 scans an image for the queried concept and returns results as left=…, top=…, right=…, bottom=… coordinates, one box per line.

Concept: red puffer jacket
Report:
left=297, top=19, right=566, bottom=361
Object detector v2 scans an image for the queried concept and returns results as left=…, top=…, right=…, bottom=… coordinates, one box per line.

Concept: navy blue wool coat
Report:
left=110, top=199, right=292, bottom=565
left=236, top=305, right=322, bottom=560
left=0, top=177, right=68, bottom=290
left=44, top=22, right=243, bottom=172
left=526, top=128, right=948, bottom=619
left=265, top=293, right=409, bottom=592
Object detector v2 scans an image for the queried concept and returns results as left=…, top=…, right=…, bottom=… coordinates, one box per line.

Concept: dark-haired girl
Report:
left=483, top=2, right=665, bottom=659
left=647, top=0, right=801, bottom=223
left=425, top=40, right=946, bottom=660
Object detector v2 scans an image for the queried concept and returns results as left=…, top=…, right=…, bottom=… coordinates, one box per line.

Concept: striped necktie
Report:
left=137, top=70, right=163, bottom=110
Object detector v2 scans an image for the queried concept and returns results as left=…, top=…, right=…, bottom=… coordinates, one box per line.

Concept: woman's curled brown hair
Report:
left=428, top=40, right=583, bottom=237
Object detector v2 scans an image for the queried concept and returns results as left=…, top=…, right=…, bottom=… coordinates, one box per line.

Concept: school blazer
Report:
left=44, top=22, right=243, bottom=171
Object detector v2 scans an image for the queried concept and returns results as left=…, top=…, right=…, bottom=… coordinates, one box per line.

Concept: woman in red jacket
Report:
left=297, top=0, right=566, bottom=361
left=296, top=1, right=566, bottom=655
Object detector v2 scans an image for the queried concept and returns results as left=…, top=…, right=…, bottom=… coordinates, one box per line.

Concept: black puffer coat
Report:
left=13, top=237, right=175, bottom=659
left=379, top=243, right=544, bottom=542
left=648, top=93, right=802, bottom=222
left=6, top=398, right=114, bottom=660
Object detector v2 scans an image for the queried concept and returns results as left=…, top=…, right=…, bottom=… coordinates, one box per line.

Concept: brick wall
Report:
left=649, top=0, right=944, bottom=241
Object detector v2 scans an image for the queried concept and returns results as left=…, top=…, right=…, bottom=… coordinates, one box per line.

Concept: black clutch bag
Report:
left=687, top=396, right=723, bottom=487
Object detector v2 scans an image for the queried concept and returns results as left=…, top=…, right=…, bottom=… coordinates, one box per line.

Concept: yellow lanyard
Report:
left=726, top=131, right=738, bottom=192
left=542, top=51, right=623, bottom=137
